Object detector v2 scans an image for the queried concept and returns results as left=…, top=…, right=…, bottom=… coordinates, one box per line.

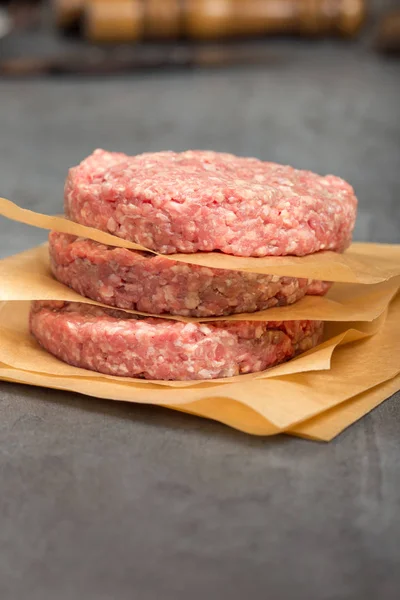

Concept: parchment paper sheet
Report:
left=1, top=197, right=400, bottom=283
left=291, top=374, right=400, bottom=441
left=0, top=293, right=399, bottom=439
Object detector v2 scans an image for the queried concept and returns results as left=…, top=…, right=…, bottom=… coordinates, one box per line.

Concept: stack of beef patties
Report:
left=30, top=150, right=357, bottom=381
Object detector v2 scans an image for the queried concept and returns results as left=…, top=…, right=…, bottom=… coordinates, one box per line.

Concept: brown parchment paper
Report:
left=290, top=374, right=400, bottom=441
left=1, top=244, right=399, bottom=324
left=0, top=293, right=399, bottom=439
left=2, top=197, right=400, bottom=283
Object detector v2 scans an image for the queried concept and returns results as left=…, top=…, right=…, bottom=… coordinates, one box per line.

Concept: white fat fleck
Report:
left=183, top=323, right=198, bottom=335
left=99, top=286, right=115, bottom=298
left=200, top=268, right=215, bottom=277
left=109, top=274, right=122, bottom=285
left=199, top=324, right=212, bottom=335
left=243, top=230, right=258, bottom=241
left=163, top=287, right=177, bottom=303
left=107, top=217, right=117, bottom=232
left=286, top=240, right=298, bottom=253
left=224, top=211, right=237, bottom=225
left=184, top=292, right=200, bottom=310
left=197, top=369, right=213, bottom=379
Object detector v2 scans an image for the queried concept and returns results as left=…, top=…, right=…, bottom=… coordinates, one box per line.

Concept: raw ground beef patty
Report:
left=65, top=149, right=357, bottom=257
left=49, top=232, right=331, bottom=318
left=30, top=301, right=324, bottom=380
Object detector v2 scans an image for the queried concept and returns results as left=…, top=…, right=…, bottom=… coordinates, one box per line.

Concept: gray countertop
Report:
left=0, top=40, right=400, bottom=600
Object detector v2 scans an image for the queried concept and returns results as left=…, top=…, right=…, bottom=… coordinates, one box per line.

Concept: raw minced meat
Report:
left=49, top=232, right=331, bottom=318
left=30, top=301, right=324, bottom=381
left=65, top=149, right=357, bottom=257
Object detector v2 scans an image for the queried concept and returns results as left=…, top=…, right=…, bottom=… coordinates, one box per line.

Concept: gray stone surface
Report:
left=0, top=41, right=400, bottom=600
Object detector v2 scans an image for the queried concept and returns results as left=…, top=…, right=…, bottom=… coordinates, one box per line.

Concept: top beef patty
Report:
left=65, top=149, right=357, bottom=257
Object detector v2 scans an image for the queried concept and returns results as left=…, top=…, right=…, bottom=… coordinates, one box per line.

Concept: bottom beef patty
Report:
left=49, top=232, right=331, bottom=318
left=30, top=301, right=324, bottom=381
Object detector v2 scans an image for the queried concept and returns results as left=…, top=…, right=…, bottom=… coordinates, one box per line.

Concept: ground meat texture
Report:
left=49, top=232, right=331, bottom=318
left=30, top=301, right=324, bottom=381
left=65, top=149, right=357, bottom=257
left=305, top=280, right=332, bottom=296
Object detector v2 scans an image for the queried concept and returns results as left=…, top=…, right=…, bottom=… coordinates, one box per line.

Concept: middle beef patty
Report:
left=49, top=232, right=330, bottom=318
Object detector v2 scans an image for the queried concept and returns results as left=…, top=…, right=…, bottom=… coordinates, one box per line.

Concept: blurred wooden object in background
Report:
left=54, top=0, right=85, bottom=29
left=375, top=8, right=400, bottom=55
left=53, top=0, right=366, bottom=43
left=0, top=0, right=42, bottom=31
left=85, top=0, right=143, bottom=42
left=185, top=0, right=366, bottom=39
